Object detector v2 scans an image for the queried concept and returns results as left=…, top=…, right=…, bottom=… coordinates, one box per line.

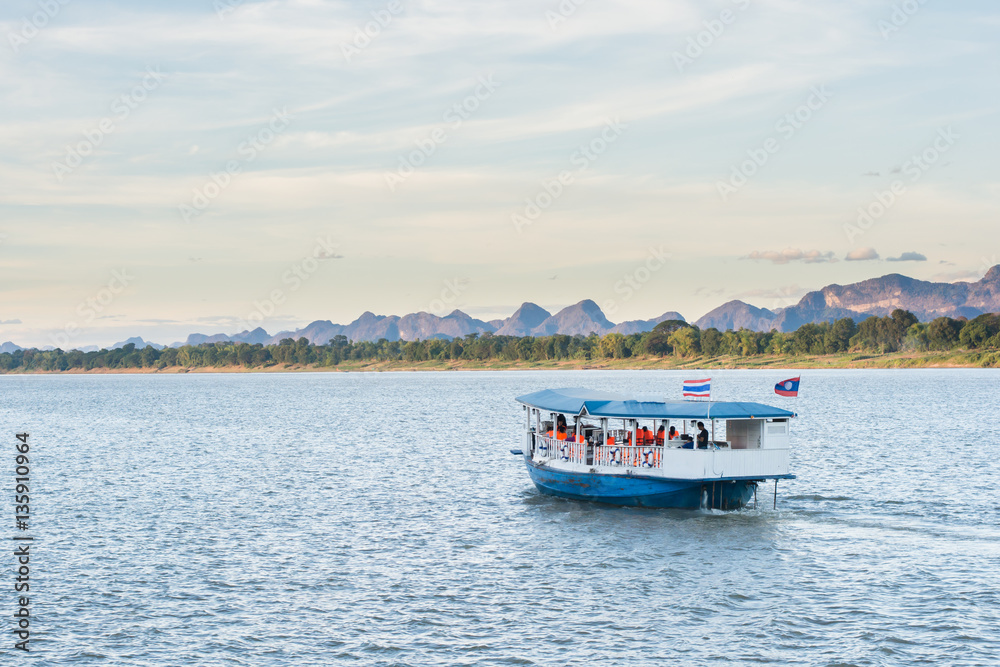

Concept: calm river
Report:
left=2, top=369, right=998, bottom=665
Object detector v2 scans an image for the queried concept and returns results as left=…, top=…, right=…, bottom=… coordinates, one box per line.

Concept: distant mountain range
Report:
left=695, top=265, right=1000, bottom=332
left=3, top=266, right=999, bottom=352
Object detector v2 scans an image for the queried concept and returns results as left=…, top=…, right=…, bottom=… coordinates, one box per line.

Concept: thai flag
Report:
left=775, top=377, right=801, bottom=397
left=683, top=379, right=711, bottom=398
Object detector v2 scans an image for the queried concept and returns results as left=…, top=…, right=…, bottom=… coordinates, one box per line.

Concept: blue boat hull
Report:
left=525, top=458, right=757, bottom=510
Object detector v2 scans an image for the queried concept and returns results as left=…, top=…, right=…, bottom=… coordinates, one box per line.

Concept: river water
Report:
left=3, top=369, right=999, bottom=665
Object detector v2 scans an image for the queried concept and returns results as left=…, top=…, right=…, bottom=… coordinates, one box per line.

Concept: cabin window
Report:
left=725, top=419, right=762, bottom=449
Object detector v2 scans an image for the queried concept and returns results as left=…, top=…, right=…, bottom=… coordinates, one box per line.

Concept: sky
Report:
left=1, top=0, right=998, bottom=348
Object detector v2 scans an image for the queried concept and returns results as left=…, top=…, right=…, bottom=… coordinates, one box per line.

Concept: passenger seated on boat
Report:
left=668, top=426, right=678, bottom=441
left=696, top=422, right=709, bottom=449
left=640, top=426, right=652, bottom=445
left=556, top=425, right=567, bottom=441
left=655, top=425, right=666, bottom=445
left=606, top=434, right=615, bottom=446
left=679, top=431, right=694, bottom=449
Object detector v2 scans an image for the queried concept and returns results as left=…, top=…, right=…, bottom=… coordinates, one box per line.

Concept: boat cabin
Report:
left=516, top=388, right=795, bottom=476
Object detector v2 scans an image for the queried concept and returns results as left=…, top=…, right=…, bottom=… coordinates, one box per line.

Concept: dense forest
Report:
left=3, top=310, right=1000, bottom=372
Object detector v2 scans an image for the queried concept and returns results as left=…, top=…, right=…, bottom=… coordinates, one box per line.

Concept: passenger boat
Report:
left=513, top=388, right=797, bottom=510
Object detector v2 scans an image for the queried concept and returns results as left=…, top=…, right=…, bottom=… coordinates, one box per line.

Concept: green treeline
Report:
left=3, top=310, right=1000, bottom=373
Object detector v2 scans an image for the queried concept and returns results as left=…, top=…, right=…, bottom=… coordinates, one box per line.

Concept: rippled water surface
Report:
left=3, top=369, right=1000, bottom=665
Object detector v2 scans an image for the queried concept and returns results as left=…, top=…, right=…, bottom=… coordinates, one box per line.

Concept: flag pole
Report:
left=708, top=379, right=714, bottom=442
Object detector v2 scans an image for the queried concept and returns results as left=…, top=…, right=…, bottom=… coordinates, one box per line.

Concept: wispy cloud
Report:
left=734, top=284, right=806, bottom=299
left=744, top=249, right=837, bottom=264
left=932, top=270, right=982, bottom=283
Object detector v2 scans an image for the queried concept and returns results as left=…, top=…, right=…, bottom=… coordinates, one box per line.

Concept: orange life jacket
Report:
left=606, top=435, right=615, bottom=446
left=556, top=431, right=567, bottom=441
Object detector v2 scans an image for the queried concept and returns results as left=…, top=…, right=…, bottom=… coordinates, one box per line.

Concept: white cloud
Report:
left=845, top=247, right=880, bottom=261
left=886, top=252, right=927, bottom=262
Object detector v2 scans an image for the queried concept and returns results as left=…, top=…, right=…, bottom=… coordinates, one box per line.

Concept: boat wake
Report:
left=788, top=494, right=851, bottom=502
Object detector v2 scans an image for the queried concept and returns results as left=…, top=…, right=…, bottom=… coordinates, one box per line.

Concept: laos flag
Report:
left=683, top=379, right=711, bottom=398
left=775, top=377, right=800, bottom=397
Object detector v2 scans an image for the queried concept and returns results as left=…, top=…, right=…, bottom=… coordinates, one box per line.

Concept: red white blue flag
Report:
left=683, top=379, right=711, bottom=398
left=775, top=377, right=801, bottom=397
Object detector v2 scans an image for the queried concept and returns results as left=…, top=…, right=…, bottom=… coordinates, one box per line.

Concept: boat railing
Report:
left=604, top=430, right=681, bottom=448
left=534, top=433, right=686, bottom=468
left=534, top=436, right=787, bottom=477
left=535, top=434, right=588, bottom=464
left=595, top=445, right=662, bottom=469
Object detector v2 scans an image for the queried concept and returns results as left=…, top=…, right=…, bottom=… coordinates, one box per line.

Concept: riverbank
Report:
left=4, top=349, right=996, bottom=374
